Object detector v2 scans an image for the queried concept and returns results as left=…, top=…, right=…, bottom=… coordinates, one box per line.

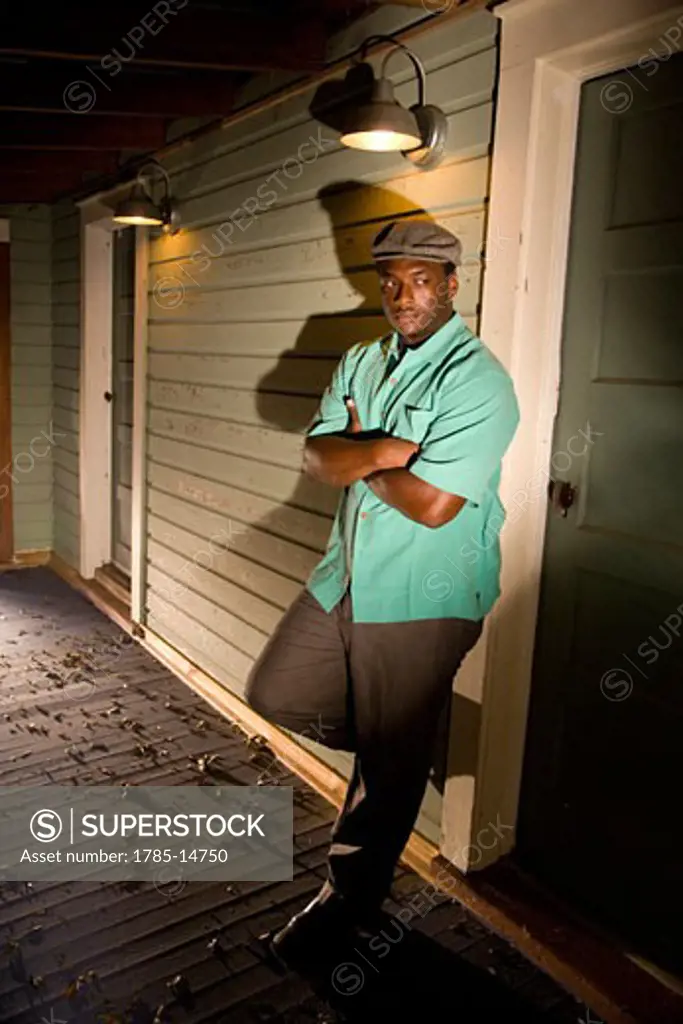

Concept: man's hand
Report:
left=345, top=398, right=363, bottom=435
left=373, top=437, right=420, bottom=471
left=303, top=398, right=421, bottom=488
left=345, top=397, right=419, bottom=470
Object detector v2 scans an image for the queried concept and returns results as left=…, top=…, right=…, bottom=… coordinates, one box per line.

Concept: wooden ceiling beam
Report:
left=0, top=11, right=326, bottom=72
left=0, top=172, right=102, bottom=202
left=0, top=64, right=238, bottom=117
left=319, top=0, right=450, bottom=7
left=0, top=113, right=167, bottom=150
left=0, top=191, right=51, bottom=203
left=300, top=0, right=373, bottom=15
left=0, top=151, right=120, bottom=176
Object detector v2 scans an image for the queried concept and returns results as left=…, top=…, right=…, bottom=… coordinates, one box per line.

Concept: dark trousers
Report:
left=245, top=584, right=483, bottom=913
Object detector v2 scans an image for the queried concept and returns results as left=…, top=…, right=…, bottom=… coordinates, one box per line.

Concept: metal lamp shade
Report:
left=339, top=76, right=422, bottom=152
left=113, top=193, right=164, bottom=226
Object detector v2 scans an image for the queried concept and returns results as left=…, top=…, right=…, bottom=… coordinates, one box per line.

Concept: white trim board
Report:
left=441, top=0, right=683, bottom=869
left=79, top=199, right=147, bottom=612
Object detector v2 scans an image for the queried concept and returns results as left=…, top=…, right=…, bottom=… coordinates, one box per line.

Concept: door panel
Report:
left=111, top=230, right=135, bottom=577
left=516, top=54, right=683, bottom=974
left=611, top=101, right=683, bottom=225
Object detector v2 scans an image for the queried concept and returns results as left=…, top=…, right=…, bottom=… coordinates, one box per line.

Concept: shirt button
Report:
left=360, top=512, right=367, bottom=519
left=389, top=377, right=397, bottom=384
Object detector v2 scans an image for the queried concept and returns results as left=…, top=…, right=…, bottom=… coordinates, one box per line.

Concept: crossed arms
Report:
left=302, top=344, right=519, bottom=530
left=302, top=400, right=466, bottom=529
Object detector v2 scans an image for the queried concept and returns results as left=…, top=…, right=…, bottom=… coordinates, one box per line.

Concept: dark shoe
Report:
left=259, top=887, right=383, bottom=972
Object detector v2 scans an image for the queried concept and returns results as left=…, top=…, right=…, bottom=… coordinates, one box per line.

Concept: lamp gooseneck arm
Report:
left=358, top=34, right=426, bottom=108
left=380, top=44, right=425, bottom=108
left=136, top=159, right=172, bottom=205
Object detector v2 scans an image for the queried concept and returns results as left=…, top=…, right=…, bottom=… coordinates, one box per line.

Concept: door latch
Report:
left=548, top=478, right=576, bottom=517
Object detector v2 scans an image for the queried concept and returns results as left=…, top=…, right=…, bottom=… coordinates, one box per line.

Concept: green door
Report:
left=516, top=53, right=683, bottom=974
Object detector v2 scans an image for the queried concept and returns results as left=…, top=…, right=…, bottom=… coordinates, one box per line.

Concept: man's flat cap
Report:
left=371, top=219, right=462, bottom=267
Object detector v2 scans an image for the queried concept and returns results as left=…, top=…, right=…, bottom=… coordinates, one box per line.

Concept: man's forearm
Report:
left=303, top=435, right=383, bottom=488
left=365, top=467, right=467, bottom=527
left=364, top=467, right=438, bottom=526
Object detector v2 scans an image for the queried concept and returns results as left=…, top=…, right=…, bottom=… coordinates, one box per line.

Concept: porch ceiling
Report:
left=0, top=0, right=388, bottom=204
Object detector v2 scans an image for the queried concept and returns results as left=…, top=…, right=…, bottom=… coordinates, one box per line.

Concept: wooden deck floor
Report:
left=0, top=567, right=594, bottom=1024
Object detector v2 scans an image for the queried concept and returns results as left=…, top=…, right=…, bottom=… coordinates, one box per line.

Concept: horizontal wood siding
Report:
left=52, top=200, right=81, bottom=570
left=0, top=204, right=53, bottom=553
left=146, top=10, right=499, bottom=843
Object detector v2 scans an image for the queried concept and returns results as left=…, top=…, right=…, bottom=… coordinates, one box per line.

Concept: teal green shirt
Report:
left=304, top=312, right=520, bottom=623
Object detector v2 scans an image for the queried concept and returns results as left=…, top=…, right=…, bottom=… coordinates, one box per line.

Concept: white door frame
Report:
left=441, top=0, right=683, bottom=868
left=78, top=190, right=149, bottom=624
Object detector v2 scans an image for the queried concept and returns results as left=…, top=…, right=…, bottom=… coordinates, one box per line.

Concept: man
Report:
left=246, top=219, right=519, bottom=967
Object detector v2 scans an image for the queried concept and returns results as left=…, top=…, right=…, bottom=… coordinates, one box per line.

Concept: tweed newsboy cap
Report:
left=371, top=219, right=462, bottom=267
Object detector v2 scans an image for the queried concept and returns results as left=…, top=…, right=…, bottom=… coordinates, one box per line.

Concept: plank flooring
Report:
left=0, top=568, right=593, bottom=1024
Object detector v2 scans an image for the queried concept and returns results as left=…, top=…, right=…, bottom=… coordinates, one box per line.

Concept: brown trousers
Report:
left=245, top=583, right=483, bottom=913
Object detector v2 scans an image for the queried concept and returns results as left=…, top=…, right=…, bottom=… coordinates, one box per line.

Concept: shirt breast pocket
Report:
left=394, top=404, right=434, bottom=445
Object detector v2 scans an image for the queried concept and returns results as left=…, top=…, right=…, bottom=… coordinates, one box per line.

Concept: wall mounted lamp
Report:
left=113, top=159, right=179, bottom=232
left=339, top=36, right=448, bottom=169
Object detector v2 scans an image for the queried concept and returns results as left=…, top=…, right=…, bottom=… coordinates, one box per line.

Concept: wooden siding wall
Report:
left=145, top=10, right=499, bottom=840
left=0, top=205, right=53, bottom=554
left=52, top=201, right=81, bottom=570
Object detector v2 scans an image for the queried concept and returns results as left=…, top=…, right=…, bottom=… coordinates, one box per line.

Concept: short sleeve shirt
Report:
left=304, top=312, right=520, bottom=623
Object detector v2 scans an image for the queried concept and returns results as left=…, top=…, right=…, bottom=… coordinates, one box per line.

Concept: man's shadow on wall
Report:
left=249, top=181, right=477, bottom=798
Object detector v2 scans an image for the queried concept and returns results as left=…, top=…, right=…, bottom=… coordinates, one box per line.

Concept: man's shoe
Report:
left=259, top=888, right=382, bottom=972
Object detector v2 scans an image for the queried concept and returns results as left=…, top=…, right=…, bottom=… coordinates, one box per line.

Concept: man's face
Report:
left=377, top=258, right=458, bottom=344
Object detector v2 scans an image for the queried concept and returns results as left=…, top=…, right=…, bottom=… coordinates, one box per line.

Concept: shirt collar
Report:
left=382, top=312, right=467, bottom=367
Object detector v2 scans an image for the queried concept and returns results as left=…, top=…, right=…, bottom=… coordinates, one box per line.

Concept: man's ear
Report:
left=447, top=272, right=459, bottom=300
